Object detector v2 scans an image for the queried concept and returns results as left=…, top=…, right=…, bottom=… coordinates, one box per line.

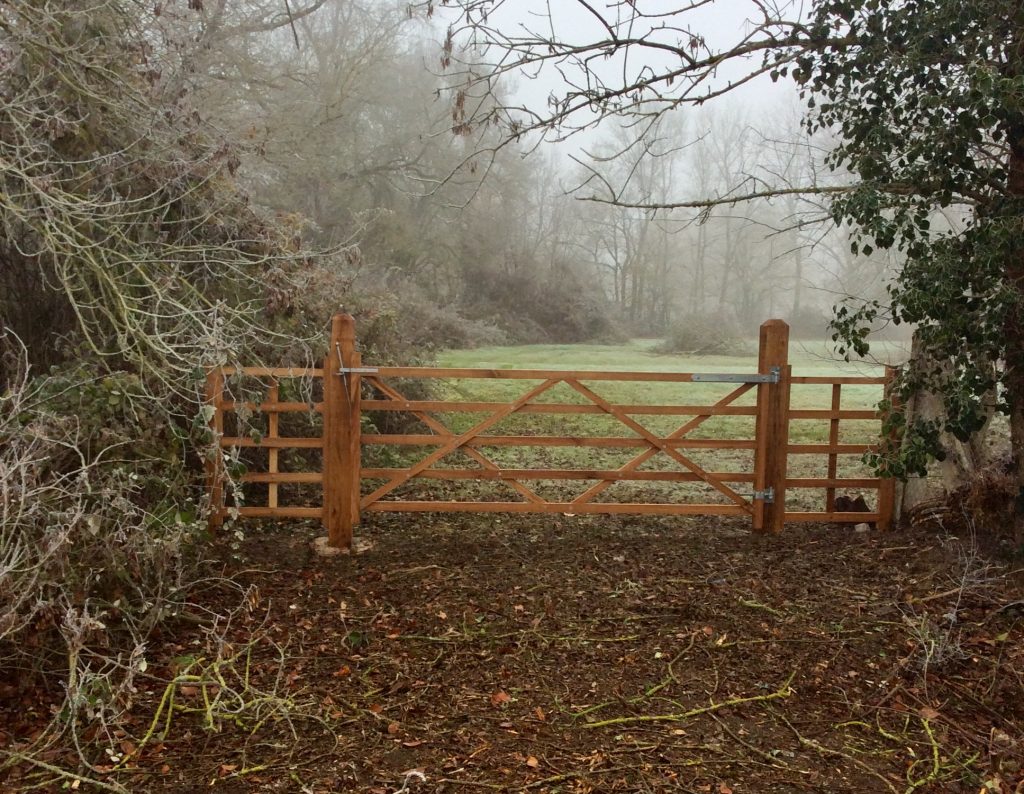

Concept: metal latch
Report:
left=691, top=366, right=780, bottom=384
left=751, top=487, right=774, bottom=503
left=337, top=367, right=379, bottom=375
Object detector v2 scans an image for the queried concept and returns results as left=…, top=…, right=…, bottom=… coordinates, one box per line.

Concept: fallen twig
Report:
left=737, top=597, right=786, bottom=618
left=579, top=673, right=794, bottom=729
left=774, top=710, right=899, bottom=794
left=0, top=752, right=129, bottom=794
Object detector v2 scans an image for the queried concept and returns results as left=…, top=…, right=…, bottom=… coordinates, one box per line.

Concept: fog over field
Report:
left=180, top=0, right=906, bottom=353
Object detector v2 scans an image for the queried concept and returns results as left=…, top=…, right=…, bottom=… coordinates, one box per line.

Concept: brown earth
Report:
left=5, top=514, right=1024, bottom=793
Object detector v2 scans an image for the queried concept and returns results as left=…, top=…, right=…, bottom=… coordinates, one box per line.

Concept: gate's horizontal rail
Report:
left=362, top=399, right=758, bottom=416
left=787, top=443, right=877, bottom=454
left=242, top=472, right=323, bottom=483
left=372, top=366, right=761, bottom=382
left=220, top=436, right=323, bottom=448
left=223, top=400, right=323, bottom=413
left=363, top=434, right=757, bottom=449
left=785, top=477, right=881, bottom=488
left=788, top=409, right=880, bottom=420
left=362, top=468, right=755, bottom=482
left=220, top=366, right=323, bottom=378
left=790, top=375, right=888, bottom=385
left=236, top=506, right=323, bottom=518
left=365, top=501, right=748, bottom=516
left=213, top=368, right=889, bottom=385
left=216, top=403, right=881, bottom=422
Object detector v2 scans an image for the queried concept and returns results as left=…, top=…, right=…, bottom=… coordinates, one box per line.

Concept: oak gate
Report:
left=206, top=314, right=895, bottom=549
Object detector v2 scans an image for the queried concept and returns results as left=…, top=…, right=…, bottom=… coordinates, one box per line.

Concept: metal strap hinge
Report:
left=752, top=487, right=775, bottom=503
left=691, top=366, right=780, bottom=384
left=337, top=367, right=379, bottom=375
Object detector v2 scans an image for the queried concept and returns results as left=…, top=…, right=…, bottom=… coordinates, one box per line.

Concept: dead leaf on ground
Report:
left=490, top=689, right=511, bottom=707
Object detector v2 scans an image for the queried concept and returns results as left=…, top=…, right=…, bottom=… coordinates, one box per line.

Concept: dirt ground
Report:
left=8, top=514, right=1024, bottom=793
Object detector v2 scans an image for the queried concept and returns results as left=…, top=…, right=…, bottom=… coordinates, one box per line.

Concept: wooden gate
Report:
left=206, top=314, right=895, bottom=549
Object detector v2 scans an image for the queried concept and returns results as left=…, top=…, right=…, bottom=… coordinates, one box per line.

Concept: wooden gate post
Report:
left=752, top=320, right=791, bottom=533
left=876, top=365, right=898, bottom=531
left=205, top=367, right=225, bottom=532
left=323, top=313, right=361, bottom=549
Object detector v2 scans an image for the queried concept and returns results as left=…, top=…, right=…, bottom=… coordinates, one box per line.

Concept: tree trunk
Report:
left=897, top=334, right=995, bottom=519
left=792, top=243, right=804, bottom=318
left=693, top=223, right=706, bottom=313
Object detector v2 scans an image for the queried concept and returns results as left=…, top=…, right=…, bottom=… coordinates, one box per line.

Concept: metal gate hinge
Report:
left=691, top=366, right=780, bottom=384
left=337, top=367, right=379, bottom=375
left=752, top=487, right=775, bottom=503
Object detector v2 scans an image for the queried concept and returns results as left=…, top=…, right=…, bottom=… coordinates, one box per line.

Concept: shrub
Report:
left=360, top=292, right=510, bottom=354
left=657, top=313, right=753, bottom=356
left=0, top=344, right=207, bottom=778
left=461, top=269, right=625, bottom=344
left=787, top=307, right=833, bottom=340
left=952, top=459, right=1022, bottom=548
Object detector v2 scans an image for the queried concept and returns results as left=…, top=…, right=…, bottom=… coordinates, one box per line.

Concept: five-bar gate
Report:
left=206, top=314, right=895, bottom=549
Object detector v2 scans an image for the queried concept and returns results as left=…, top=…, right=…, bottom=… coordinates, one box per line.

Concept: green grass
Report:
left=364, top=339, right=910, bottom=511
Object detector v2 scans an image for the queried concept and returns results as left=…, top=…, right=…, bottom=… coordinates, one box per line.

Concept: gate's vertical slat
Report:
left=770, top=364, right=793, bottom=531
left=753, top=320, right=790, bottom=532
left=877, top=365, right=898, bottom=531
left=825, top=383, right=841, bottom=513
left=348, top=351, right=363, bottom=526
left=267, top=382, right=279, bottom=510
left=205, top=368, right=225, bottom=532
left=323, top=313, right=358, bottom=549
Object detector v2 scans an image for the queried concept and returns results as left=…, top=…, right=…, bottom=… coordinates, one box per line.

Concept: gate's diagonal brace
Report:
left=362, top=378, right=561, bottom=508
left=565, top=379, right=751, bottom=510
left=571, top=383, right=755, bottom=506
left=566, top=381, right=747, bottom=506
left=364, top=376, right=544, bottom=505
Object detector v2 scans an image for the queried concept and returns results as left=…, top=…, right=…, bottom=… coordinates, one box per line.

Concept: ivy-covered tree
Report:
left=799, top=0, right=1024, bottom=532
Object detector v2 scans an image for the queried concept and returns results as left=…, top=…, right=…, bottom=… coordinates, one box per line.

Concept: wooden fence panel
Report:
left=781, top=366, right=896, bottom=526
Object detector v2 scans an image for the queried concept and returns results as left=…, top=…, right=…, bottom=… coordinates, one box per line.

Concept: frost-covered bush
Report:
left=0, top=346, right=207, bottom=766
left=657, top=313, right=753, bottom=356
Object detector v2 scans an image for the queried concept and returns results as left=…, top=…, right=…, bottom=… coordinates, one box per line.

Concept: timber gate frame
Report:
left=206, top=314, right=896, bottom=549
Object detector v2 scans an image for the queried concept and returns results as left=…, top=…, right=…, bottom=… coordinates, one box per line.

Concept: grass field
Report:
left=358, top=339, right=911, bottom=513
